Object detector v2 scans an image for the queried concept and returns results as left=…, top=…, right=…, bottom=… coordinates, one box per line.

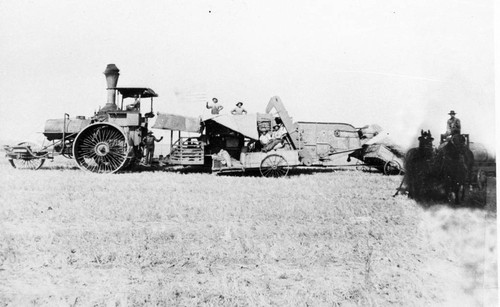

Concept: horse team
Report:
left=403, top=130, right=475, bottom=205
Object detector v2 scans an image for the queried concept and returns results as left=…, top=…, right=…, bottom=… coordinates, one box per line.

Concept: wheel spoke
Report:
left=262, top=168, right=272, bottom=177
left=277, top=167, right=286, bottom=176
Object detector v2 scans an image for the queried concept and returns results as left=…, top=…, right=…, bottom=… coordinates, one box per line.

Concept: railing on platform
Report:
left=169, top=137, right=204, bottom=165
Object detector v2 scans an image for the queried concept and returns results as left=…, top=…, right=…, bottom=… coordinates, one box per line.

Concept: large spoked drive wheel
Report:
left=260, top=154, right=290, bottom=178
left=73, top=123, right=130, bottom=173
left=9, top=141, right=46, bottom=170
left=383, top=160, right=402, bottom=175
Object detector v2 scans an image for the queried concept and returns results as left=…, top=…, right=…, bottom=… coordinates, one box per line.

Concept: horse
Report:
left=402, top=130, right=442, bottom=201
left=435, top=134, right=474, bottom=204
left=401, top=130, right=474, bottom=205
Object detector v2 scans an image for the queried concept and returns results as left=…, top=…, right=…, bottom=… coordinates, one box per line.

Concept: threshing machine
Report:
left=153, top=96, right=405, bottom=177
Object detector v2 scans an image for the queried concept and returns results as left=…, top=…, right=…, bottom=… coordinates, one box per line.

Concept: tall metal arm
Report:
left=265, top=96, right=315, bottom=165
left=265, top=96, right=298, bottom=149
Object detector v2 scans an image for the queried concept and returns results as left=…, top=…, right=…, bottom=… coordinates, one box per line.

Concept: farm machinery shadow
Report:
left=12, top=160, right=387, bottom=177
left=406, top=191, right=496, bottom=213
left=210, top=167, right=344, bottom=178
left=160, top=165, right=388, bottom=177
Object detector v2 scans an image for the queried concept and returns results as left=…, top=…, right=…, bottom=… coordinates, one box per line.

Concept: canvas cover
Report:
left=152, top=113, right=201, bottom=132
left=202, top=114, right=259, bottom=140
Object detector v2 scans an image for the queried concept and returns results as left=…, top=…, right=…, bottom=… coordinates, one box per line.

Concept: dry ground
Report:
left=0, top=157, right=497, bottom=306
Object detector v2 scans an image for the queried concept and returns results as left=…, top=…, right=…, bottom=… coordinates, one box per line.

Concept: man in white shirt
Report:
left=206, top=97, right=223, bottom=115
left=262, top=125, right=286, bottom=152
left=231, top=102, right=247, bottom=115
left=259, top=130, right=271, bottom=148
left=271, top=124, right=286, bottom=140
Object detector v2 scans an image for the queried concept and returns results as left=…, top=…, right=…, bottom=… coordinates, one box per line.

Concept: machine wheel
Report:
left=383, top=160, right=402, bottom=175
left=8, top=141, right=46, bottom=170
left=260, top=154, right=289, bottom=178
left=9, top=158, right=45, bottom=170
left=73, top=123, right=130, bottom=174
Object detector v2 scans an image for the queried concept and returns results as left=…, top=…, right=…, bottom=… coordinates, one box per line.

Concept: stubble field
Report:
left=0, top=157, right=497, bottom=306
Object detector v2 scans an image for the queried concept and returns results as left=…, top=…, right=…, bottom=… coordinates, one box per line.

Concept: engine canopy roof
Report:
left=109, top=87, right=158, bottom=98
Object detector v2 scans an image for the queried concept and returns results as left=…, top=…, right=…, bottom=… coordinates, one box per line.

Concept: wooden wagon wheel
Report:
left=8, top=141, right=46, bottom=170
left=73, top=123, right=130, bottom=174
left=260, top=154, right=290, bottom=178
left=383, top=160, right=402, bottom=175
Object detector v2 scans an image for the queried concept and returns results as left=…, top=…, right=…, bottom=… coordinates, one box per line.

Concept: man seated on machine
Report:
left=259, top=130, right=271, bottom=150
left=261, top=124, right=287, bottom=152
left=126, top=95, right=141, bottom=111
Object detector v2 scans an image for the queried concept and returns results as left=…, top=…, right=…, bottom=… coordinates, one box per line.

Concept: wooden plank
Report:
left=172, top=152, right=202, bottom=155
left=171, top=156, right=203, bottom=160
left=171, top=152, right=203, bottom=155
left=172, top=161, right=203, bottom=164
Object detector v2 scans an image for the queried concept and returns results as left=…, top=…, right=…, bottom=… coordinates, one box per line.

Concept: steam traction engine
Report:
left=4, top=64, right=158, bottom=173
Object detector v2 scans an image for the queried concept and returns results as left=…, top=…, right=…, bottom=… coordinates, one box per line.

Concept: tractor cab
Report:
left=110, top=87, right=158, bottom=118
left=93, top=87, right=158, bottom=128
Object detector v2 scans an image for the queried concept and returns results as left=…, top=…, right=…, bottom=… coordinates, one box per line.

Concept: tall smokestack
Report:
left=103, top=64, right=120, bottom=108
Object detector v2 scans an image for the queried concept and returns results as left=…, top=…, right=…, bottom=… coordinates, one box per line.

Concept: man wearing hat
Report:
left=231, top=102, right=247, bottom=115
left=143, top=131, right=163, bottom=165
left=206, top=97, right=224, bottom=115
left=263, top=123, right=287, bottom=152
left=446, top=110, right=461, bottom=137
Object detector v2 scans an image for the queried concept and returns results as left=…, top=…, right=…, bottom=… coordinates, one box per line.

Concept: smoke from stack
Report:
left=103, top=64, right=120, bottom=109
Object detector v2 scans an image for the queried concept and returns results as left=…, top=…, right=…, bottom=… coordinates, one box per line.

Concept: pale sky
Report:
left=0, top=0, right=495, bottom=152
